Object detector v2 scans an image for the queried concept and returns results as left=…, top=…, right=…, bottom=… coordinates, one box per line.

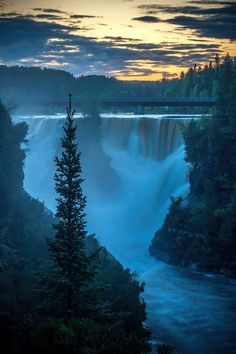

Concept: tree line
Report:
left=0, top=96, right=151, bottom=353
left=0, top=55, right=228, bottom=115
left=150, top=54, right=236, bottom=276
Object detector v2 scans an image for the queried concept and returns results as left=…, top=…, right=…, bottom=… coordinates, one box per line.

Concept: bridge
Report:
left=15, top=96, right=216, bottom=111
left=99, top=97, right=216, bottom=108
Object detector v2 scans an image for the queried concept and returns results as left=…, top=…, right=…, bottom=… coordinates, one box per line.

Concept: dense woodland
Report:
left=0, top=101, right=150, bottom=353
left=150, top=54, right=236, bottom=276
left=0, top=65, right=158, bottom=110
left=0, top=55, right=223, bottom=115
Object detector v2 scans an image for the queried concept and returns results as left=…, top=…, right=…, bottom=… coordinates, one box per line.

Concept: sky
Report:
left=0, top=0, right=235, bottom=80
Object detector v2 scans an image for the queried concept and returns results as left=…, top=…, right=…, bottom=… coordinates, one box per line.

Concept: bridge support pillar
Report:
left=135, top=105, right=144, bottom=115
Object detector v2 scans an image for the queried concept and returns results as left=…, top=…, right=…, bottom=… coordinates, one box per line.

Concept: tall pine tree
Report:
left=47, top=94, right=94, bottom=319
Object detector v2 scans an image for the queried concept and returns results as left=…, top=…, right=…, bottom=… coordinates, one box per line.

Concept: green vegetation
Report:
left=0, top=65, right=161, bottom=113
left=0, top=62, right=218, bottom=115
left=150, top=55, right=236, bottom=276
left=163, top=54, right=221, bottom=98
left=47, top=95, right=96, bottom=319
left=0, top=100, right=150, bottom=353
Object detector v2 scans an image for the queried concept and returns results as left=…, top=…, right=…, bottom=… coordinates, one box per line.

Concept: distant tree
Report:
left=215, top=53, right=220, bottom=71
left=180, top=71, right=185, bottom=80
left=47, top=94, right=95, bottom=319
left=216, top=53, right=233, bottom=120
left=185, top=67, right=195, bottom=96
left=0, top=98, right=149, bottom=354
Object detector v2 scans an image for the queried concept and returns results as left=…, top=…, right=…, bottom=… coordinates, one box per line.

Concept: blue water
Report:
left=15, top=113, right=236, bottom=354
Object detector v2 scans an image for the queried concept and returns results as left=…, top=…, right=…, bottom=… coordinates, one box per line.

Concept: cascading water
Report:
left=17, top=114, right=189, bottom=259
left=14, top=113, right=236, bottom=354
left=98, top=116, right=189, bottom=261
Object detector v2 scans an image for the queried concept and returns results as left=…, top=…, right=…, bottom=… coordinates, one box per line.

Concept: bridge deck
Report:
left=17, top=97, right=216, bottom=107
left=101, top=97, right=216, bottom=107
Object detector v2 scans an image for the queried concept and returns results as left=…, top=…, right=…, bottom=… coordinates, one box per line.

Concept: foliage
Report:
left=0, top=100, right=150, bottom=353
left=150, top=55, right=236, bottom=276
left=0, top=60, right=222, bottom=115
left=47, top=95, right=96, bottom=318
left=31, top=317, right=150, bottom=354
left=0, top=65, right=161, bottom=113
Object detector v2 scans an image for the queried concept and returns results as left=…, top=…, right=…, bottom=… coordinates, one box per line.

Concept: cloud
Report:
left=103, top=36, right=142, bottom=42
left=138, top=4, right=199, bottom=15
left=166, top=15, right=236, bottom=40
left=160, top=42, right=221, bottom=51
left=138, top=2, right=236, bottom=16
left=0, top=12, right=20, bottom=17
left=33, top=8, right=67, bottom=14
left=162, top=72, right=178, bottom=78
left=132, top=15, right=160, bottom=23
left=34, top=14, right=64, bottom=20
left=113, top=67, right=157, bottom=77
left=0, top=14, right=225, bottom=78
left=70, top=15, right=101, bottom=19
left=137, top=1, right=236, bottom=40
left=191, top=1, right=235, bottom=5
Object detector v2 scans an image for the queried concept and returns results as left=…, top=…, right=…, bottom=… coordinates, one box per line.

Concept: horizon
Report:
left=0, top=0, right=236, bottom=81
left=1, top=54, right=234, bottom=84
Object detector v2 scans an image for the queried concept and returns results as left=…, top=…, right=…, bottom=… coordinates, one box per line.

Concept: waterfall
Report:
left=14, top=113, right=236, bottom=354
left=98, top=116, right=189, bottom=262
left=15, top=114, right=189, bottom=261
left=102, top=117, right=183, bottom=160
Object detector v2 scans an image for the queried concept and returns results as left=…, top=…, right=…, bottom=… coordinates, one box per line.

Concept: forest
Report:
left=0, top=55, right=222, bottom=115
left=150, top=54, right=236, bottom=276
left=0, top=100, right=150, bottom=353
left=0, top=53, right=236, bottom=354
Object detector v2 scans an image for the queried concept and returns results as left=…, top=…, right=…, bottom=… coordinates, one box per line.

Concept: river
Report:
left=14, top=113, right=236, bottom=354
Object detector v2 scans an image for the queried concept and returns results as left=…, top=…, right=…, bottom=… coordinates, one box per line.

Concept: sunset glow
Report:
left=0, top=0, right=235, bottom=80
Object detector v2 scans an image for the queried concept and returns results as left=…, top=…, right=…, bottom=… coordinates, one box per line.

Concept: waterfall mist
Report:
left=14, top=113, right=236, bottom=354
left=17, top=114, right=189, bottom=264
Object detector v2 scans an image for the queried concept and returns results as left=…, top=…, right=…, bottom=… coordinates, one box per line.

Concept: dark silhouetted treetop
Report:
left=47, top=95, right=96, bottom=318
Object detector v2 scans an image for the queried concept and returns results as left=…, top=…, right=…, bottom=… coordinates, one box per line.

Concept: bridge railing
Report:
left=9, top=96, right=216, bottom=108
left=99, top=96, right=216, bottom=103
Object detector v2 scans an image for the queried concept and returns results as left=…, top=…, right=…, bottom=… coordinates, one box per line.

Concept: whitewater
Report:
left=14, top=113, right=236, bottom=354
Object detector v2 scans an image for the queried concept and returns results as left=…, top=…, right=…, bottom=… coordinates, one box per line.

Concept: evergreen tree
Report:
left=216, top=53, right=234, bottom=121
left=0, top=100, right=149, bottom=354
left=150, top=56, right=236, bottom=276
left=215, top=53, right=220, bottom=71
left=47, top=94, right=94, bottom=319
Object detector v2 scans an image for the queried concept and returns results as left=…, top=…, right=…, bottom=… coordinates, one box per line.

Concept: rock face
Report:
left=149, top=116, right=236, bottom=277
left=149, top=195, right=236, bottom=277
